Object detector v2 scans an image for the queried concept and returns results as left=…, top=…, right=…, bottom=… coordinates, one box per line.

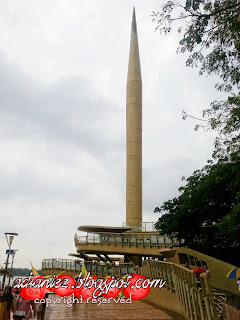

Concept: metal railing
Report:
left=42, top=259, right=83, bottom=272
left=122, top=221, right=158, bottom=232
left=85, top=261, right=134, bottom=278
left=42, top=257, right=226, bottom=319
left=43, top=258, right=227, bottom=319
left=42, top=259, right=134, bottom=278
left=141, top=260, right=227, bottom=320
left=74, top=232, right=181, bottom=248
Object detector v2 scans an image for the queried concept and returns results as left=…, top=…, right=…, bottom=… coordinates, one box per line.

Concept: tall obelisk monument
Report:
left=126, top=7, right=142, bottom=227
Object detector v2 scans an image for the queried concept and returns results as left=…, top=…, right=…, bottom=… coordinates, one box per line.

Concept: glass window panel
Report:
left=151, top=235, right=157, bottom=246
left=130, top=236, right=136, bottom=245
left=101, top=234, right=108, bottom=244
left=94, top=234, right=100, bottom=244
left=136, top=236, right=143, bottom=246
left=146, top=223, right=152, bottom=232
left=97, top=264, right=101, bottom=273
left=115, top=236, right=121, bottom=244
left=86, top=264, right=91, bottom=273
left=88, top=233, right=94, bottom=243
left=120, top=266, right=127, bottom=276
left=158, top=236, right=164, bottom=245
left=107, top=264, right=113, bottom=275
left=91, top=264, right=95, bottom=273
left=128, top=266, right=133, bottom=274
left=108, top=235, right=114, bottom=244
left=178, top=253, right=189, bottom=264
left=172, top=238, right=179, bottom=246
left=165, top=236, right=172, bottom=245
left=102, top=265, right=107, bottom=275
left=188, top=255, right=196, bottom=266
left=139, top=223, right=145, bottom=232
left=122, top=236, right=129, bottom=245
left=144, top=236, right=150, bottom=246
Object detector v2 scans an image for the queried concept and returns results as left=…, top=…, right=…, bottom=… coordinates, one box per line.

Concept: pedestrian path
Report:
left=47, top=300, right=172, bottom=320
left=42, top=294, right=174, bottom=320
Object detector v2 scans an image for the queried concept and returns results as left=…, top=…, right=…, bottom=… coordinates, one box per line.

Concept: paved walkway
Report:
left=42, top=295, right=174, bottom=320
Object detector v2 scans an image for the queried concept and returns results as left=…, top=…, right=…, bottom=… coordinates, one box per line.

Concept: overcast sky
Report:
left=0, top=0, right=223, bottom=269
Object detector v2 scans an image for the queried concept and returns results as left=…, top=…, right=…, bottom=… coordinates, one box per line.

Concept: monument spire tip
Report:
left=131, top=7, right=137, bottom=34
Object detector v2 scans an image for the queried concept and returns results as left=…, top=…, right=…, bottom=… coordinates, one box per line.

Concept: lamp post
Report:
left=8, top=249, right=18, bottom=285
left=2, top=232, right=18, bottom=289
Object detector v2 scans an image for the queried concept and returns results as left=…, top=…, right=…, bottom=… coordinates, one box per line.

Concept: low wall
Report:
left=144, top=287, right=187, bottom=319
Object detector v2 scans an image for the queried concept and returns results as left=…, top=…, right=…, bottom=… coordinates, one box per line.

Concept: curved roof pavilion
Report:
left=77, top=225, right=134, bottom=233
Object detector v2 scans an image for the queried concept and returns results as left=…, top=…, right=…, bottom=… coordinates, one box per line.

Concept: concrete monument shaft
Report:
left=126, top=7, right=142, bottom=226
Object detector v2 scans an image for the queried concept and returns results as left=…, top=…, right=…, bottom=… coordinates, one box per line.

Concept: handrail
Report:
left=74, top=232, right=181, bottom=248
left=141, top=260, right=226, bottom=320
left=42, top=258, right=83, bottom=272
left=122, top=221, right=158, bottom=232
left=42, top=258, right=134, bottom=277
left=42, top=257, right=226, bottom=318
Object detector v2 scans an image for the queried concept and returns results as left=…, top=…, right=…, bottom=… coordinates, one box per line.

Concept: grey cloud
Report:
left=142, top=156, right=201, bottom=214
left=0, top=53, right=124, bottom=157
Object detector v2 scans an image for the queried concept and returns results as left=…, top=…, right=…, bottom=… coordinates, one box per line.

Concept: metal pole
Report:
left=2, top=237, right=11, bottom=290
left=2, top=233, right=18, bottom=290
left=8, top=251, right=17, bottom=285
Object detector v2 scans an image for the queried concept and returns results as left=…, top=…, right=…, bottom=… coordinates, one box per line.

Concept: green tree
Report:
left=0, top=268, right=14, bottom=280
left=154, top=158, right=240, bottom=248
left=152, top=0, right=240, bottom=160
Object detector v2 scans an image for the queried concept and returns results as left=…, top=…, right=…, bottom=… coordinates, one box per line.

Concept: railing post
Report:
left=190, top=287, right=199, bottom=320
left=200, top=273, right=217, bottom=320
left=197, top=291, right=206, bottom=320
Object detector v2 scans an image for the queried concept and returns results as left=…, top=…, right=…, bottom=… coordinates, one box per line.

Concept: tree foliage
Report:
left=153, top=0, right=240, bottom=251
left=154, top=158, right=240, bottom=248
left=152, top=0, right=240, bottom=160
left=0, top=267, right=42, bottom=276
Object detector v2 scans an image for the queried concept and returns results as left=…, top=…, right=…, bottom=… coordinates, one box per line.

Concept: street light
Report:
left=2, top=232, right=18, bottom=289
left=8, top=249, right=19, bottom=285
